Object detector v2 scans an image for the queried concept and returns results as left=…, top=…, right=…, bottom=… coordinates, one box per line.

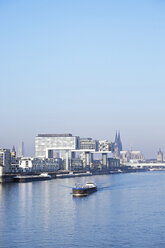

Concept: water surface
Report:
left=1, top=172, right=165, bottom=248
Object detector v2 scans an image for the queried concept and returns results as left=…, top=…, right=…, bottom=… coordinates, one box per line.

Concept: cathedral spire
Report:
left=115, top=131, right=118, bottom=143
left=118, top=131, right=120, bottom=141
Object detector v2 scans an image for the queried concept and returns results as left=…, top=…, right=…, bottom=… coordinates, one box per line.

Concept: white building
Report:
left=35, top=134, right=79, bottom=159
left=19, top=157, right=61, bottom=172
left=80, top=138, right=98, bottom=151
left=120, top=150, right=144, bottom=163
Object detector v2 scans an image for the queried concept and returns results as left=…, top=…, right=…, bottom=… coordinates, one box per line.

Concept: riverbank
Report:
left=0, top=166, right=151, bottom=183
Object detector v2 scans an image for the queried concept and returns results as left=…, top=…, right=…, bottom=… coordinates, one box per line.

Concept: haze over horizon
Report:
left=1, top=0, right=165, bottom=158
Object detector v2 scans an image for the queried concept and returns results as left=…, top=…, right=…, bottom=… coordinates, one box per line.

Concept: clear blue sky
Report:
left=0, top=0, right=165, bottom=158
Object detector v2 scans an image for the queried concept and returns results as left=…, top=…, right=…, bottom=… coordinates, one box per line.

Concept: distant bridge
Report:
left=122, top=162, right=165, bottom=168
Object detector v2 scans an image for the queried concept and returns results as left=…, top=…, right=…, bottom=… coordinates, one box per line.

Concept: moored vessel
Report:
left=13, top=173, right=51, bottom=183
left=72, top=182, right=97, bottom=196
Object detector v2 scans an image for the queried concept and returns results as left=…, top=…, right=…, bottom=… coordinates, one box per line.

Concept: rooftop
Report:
left=37, top=134, right=73, bottom=137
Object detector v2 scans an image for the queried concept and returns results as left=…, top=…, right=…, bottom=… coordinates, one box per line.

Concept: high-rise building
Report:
left=117, top=131, right=122, bottom=151
left=18, top=141, right=24, bottom=157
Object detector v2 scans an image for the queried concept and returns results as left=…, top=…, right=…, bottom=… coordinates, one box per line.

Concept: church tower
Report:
left=157, top=148, right=163, bottom=162
left=11, top=146, right=16, bottom=158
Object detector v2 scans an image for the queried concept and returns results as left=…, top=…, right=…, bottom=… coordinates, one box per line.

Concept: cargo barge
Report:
left=13, top=173, right=51, bottom=183
left=72, top=182, right=97, bottom=196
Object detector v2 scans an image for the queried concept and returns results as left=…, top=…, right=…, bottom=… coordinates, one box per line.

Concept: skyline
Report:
left=2, top=131, right=163, bottom=160
left=1, top=0, right=165, bottom=158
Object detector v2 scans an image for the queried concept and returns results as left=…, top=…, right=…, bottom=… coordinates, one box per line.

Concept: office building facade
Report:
left=35, top=134, right=80, bottom=159
left=98, top=140, right=111, bottom=151
left=80, top=138, right=98, bottom=151
left=0, top=149, right=11, bottom=175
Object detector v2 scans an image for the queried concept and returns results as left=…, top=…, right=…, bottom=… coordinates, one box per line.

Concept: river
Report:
left=0, top=171, right=165, bottom=248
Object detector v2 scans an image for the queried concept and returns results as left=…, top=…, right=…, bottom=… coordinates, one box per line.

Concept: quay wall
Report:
left=0, top=167, right=155, bottom=183
left=0, top=174, right=17, bottom=183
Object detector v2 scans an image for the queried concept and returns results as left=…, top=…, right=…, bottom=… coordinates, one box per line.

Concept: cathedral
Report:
left=113, top=131, right=122, bottom=158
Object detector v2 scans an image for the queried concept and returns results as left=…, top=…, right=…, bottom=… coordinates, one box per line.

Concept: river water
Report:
left=1, top=171, right=165, bottom=248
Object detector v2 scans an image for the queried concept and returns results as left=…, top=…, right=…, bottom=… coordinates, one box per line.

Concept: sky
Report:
left=0, top=0, right=165, bottom=158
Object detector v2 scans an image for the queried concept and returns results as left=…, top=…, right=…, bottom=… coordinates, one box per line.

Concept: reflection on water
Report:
left=1, top=172, right=165, bottom=247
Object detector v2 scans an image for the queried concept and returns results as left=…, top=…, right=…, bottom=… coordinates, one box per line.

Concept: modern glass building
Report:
left=35, top=134, right=80, bottom=159
left=80, top=138, right=98, bottom=151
